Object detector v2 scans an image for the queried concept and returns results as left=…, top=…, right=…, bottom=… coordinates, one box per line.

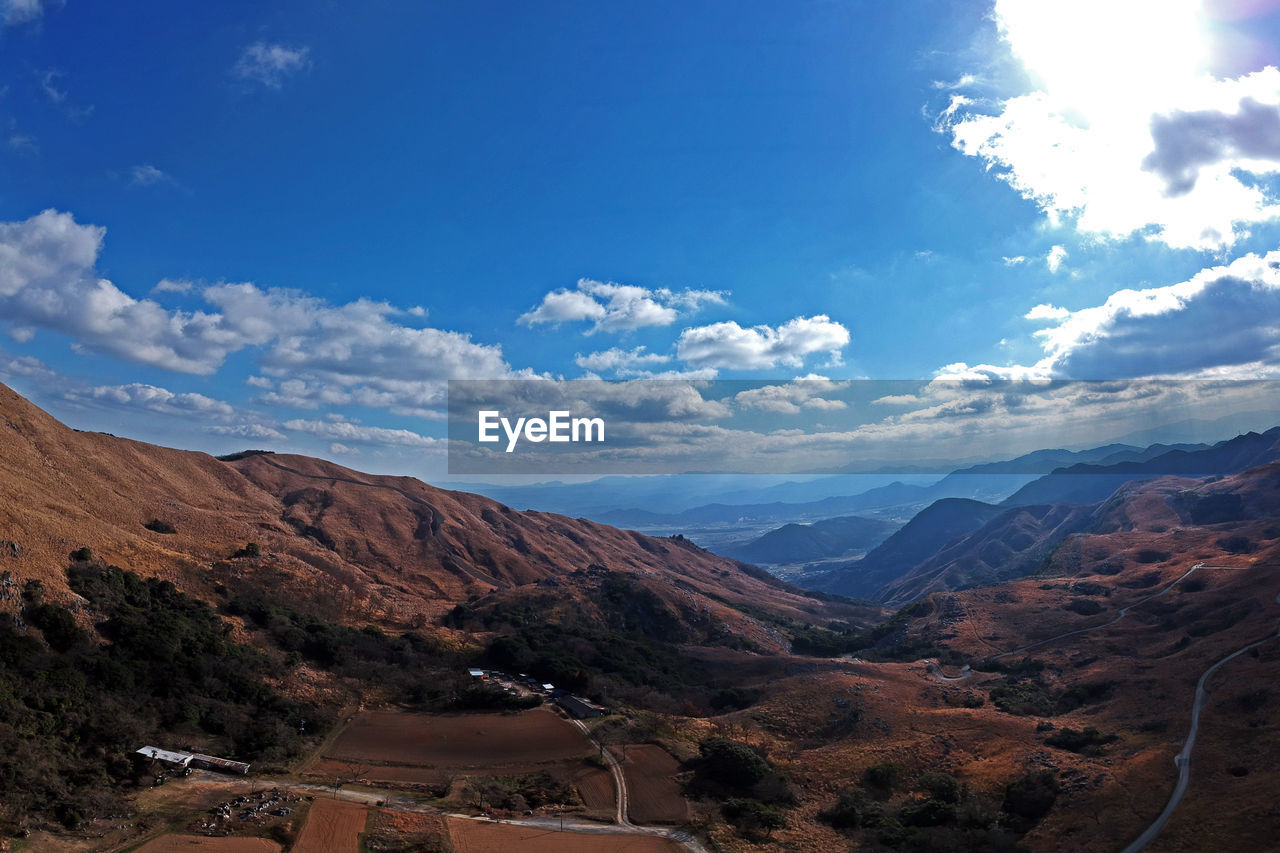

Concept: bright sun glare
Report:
left=996, top=0, right=1210, bottom=114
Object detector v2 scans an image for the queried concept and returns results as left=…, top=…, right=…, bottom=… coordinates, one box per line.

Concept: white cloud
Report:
left=208, top=423, right=285, bottom=440
left=0, top=352, right=58, bottom=381
left=0, top=210, right=529, bottom=417
left=942, top=0, right=1280, bottom=250
left=574, top=346, right=670, bottom=374
left=519, top=287, right=606, bottom=326
left=952, top=251, right=1280, bottom=380
left=1002, top=255, right=1028, bottom=266
left=519, top=278, right=726, bottom=333
left=234, top=42, right=312, bottom=89
left=283, top=417, right=442, bottom=449
left=76, top=383, right=237, bottom=419
left=328, top=442, right=358, bottom=455
left=7, top=131, right=36, bottom=154
left=933, top=74, right=978, bottom=90
left=1046, top=244, right=1068, bottom=273
left=0, top=210, right=249, bottom=373
left=1030, top=251, right=1280, bottom=377
left=677, top=315, right=850, bottom=371
left=151, top=278, right=193, bottom=294
left=129, top=165, right=175, bottom=187
left=1024, top=303, right=1070, bottom=321
left=2, top=0, right=44, bottom=26
left=733, top=377, right=851, bottom=414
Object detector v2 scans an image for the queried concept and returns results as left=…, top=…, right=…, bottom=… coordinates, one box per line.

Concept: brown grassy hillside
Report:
left=0, top=382, right=870, bottom=636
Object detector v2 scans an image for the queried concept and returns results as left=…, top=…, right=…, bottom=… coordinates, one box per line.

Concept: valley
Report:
left=1, top=382, right=1278, bottom=852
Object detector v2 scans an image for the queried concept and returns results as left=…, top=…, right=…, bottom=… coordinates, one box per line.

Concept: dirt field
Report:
left=290, top=798, right=368, bottom=853
left=620, top=745, right=689, bottom=824
left=134, top=836, right=283, bottom=853
left=445, top=817, right=682, bottom=852
left=571, top=765, right=616, bottom=813
left=323, top=708, right=594, bottom=767
left=309, top=758, right=445, bottom=786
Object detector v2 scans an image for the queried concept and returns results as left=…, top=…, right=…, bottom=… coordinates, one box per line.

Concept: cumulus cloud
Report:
left=942, top=0, right=1280, bottom=250
left=677, top=315, right=850, bottom=371
left=733, top=377, right=851, bottom=414
left=519, top=278, right=726, bottom=333
left=0, top=210, right=527, bottom=417
left=574, top=346, right=671, bottom=374
left=77, top=383, right=237, bottom=419
left=1046, top=244, right=1068, bottom=273
left=1144, top=96, right=1280, bottom=196
left=208, top=423, right=285, bottom=440
left=282, top=417, right=442, bottom=449
left=151, top=278, right=193, bottom=294
left=949, top=252, right=1280, bottom=380
left=0, top=210, right=251, bottom=373
left=1025, top=303, right=1070, bottom=321
left=1031, top=251, right=1280, bottom=377
left=234, top=42, right=311, bottom=89
left=1002, top=255, right=1028, bottom=266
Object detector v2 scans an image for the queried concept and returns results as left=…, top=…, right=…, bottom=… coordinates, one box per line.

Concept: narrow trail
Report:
left=567, top=718, right=710, bottom=853
left=920, top=561, right=1279, bottom=853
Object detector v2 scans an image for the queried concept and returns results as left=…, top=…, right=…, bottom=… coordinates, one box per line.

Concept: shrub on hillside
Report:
left=1043, top=726, right=1117, bottom=755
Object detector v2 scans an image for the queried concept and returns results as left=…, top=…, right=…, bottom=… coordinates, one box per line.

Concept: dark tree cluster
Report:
left=0, top=561, right=325, bottom=837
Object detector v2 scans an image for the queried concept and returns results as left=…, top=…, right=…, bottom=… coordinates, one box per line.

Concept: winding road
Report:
left=922, top=561, right=1279, bottom=852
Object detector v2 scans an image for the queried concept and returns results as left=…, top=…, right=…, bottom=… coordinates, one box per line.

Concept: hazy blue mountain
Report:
left=807, top=498, right=1006, bottom=600
left=719, top=515, right=900, bottom=565
left=1001, top=427, right=1280, bottom=507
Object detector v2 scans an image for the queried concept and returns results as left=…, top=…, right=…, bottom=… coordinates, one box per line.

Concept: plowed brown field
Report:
left=620, top=745, right=688, bottom=824
left=323, top=708, right=593, bottom=767
left=291, top=798, right=367, bottom=853
left=571, top=765, right=616, bottom=812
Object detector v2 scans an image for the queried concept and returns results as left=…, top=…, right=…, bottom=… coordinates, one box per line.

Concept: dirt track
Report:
left=446, top=817, right=682, bottom=852
left=134, top=836, right=282, bottom=853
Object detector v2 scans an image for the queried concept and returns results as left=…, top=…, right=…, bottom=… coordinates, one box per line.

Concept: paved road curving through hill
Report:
left=1118, top=623, right=1280, bottom=853
left=920, top=561, right=1279, bottom=852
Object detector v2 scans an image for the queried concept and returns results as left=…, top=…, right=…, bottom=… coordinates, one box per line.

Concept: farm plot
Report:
left=290, top=798, right=368, bottom=853
left=620, top=745, right=689, bottom=824
left=445, top=818, right=682, bottom=852
left=570, top=764, right=616, bottom=813
left=134, top=836, right=282, bottom=853
left=324, top=708, right=594, bottom=768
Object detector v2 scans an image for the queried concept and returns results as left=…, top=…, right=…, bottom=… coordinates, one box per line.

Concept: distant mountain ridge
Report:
left=1000, top=427, right=1280, bottom=507
left=800, top=425, right=1280, bottom=603
left=719, top=515, right=899, bottom=565
left=807, top=499, right=1006, bottom=599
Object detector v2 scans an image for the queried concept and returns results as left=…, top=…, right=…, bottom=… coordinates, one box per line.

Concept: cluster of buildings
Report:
left=466, top=668, right=607, bottom=718
left=136, top=746, right=250, bottom=775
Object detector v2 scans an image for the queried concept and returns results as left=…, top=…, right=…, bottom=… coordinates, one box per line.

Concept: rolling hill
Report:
left=718, top=515, right=899, bottom=565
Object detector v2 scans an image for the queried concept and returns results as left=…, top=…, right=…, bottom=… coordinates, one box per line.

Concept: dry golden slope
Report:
left=0, top=382, right=860, bottom=635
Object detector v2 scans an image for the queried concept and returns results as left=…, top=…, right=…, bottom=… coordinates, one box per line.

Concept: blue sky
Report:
left=2, top=0, right=1280, bottom=478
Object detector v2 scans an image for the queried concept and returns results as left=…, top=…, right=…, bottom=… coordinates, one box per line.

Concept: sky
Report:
left=2, top=0, right=1280, bottom=479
